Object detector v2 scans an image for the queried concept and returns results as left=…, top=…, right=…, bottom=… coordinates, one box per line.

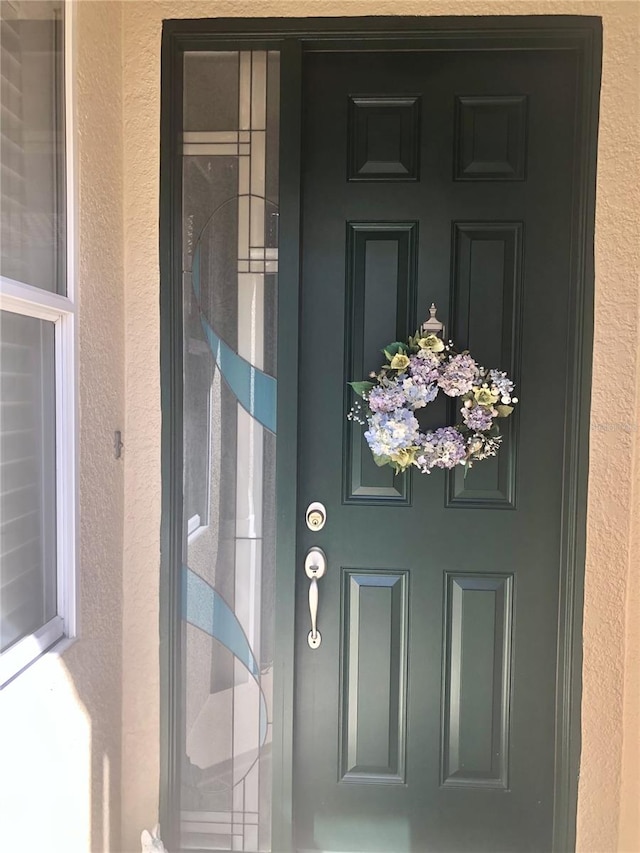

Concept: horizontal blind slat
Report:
left=0, top=312, right=56, bottom=654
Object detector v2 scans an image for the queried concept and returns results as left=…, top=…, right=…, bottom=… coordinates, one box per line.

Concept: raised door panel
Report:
left=348, top=96, right=421, bottom=181
left=339, top=570, right=408, bottom=783
left=344, top=222, right=417, bottom=504
left=447, top=223, right=523, bottom=509
left=441, top=573, right=514, bottom=789
left=454, top=95, right=528, bottom=181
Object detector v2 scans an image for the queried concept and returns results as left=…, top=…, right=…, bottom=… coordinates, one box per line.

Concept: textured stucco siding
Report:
left=0, top=3, right=125, bottom=852
left=121, top=2, right=640, bottom=852
left=72, top=2, right=125, bottom=848
left=2, top=1, right=638, bottom=852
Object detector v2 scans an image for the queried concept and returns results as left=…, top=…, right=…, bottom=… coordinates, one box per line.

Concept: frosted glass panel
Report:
left=0, top=311, right=56, bottom=652
left=181, top=50, right=279, bottom=853
left=184, top=52, right=240, bottom=132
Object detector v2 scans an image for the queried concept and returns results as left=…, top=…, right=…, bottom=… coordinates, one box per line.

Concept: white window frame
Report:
left=0, top=1, right=77, bottom=687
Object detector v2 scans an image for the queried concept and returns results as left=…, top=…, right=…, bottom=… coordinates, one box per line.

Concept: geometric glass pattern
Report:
left=181, top=50, right=279, bottom=852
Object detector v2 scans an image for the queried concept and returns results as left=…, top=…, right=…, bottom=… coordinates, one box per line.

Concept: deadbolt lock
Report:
left=305, top=501, right=327, bottom=531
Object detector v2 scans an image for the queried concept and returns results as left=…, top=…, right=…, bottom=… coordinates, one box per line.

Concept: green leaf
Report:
left=407, top=333, right=421, bottom=352
left=349, top=380, right=374, bottom=398
left=382, top=342, right=408, bottom=359
left=495, top=404, right=514, bottom=418
left=372, top=453, right=391, bottom=468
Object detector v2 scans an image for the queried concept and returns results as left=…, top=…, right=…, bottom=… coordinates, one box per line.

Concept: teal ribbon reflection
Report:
left=182, top=565, right=268, bottom=748
left=192, top=245, right=276, bottom=434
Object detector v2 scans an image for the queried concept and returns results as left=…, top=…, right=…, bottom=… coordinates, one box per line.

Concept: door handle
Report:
left=304, top=547, right=327, bottom=649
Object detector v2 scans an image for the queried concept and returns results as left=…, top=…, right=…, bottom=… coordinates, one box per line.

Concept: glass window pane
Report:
left=181, top=50, right=279, bottom=853
left=0, top=310, right=57, bottom=653
left=184, top=52, right=239, bottom=132
left=0, top=1, right=66, bottom=293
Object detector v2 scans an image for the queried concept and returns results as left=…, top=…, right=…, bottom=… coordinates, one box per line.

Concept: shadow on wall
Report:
left=0, top=644, right=124, bottom=853
left=63, top=645, right=124, bottom=853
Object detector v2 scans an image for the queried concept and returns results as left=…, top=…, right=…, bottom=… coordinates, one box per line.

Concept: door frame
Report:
left=159, top=16, right=601, bottom=852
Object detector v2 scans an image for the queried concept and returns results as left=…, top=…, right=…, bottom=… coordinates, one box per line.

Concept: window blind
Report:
left=0, top=311, right=57, bottom=653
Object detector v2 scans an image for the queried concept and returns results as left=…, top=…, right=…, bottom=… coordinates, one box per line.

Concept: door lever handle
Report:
left=304, top=547, right=327, bottom=649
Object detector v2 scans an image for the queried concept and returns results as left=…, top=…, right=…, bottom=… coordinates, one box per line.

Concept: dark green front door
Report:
left=293, top=48, right=578, bottom=853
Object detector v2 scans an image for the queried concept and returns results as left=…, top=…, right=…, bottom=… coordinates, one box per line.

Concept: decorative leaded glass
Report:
left=181, top=50, right=279, bottom=852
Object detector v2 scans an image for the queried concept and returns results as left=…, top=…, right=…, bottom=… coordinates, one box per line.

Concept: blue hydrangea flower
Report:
left=461, top=403, right=494, bottom=431
left=488, top=369, right=514, bottom=399
left=364, top=409, right=419, bottom=458
left=437, top=353, right=479, bottom=397
left=401, top=376, right=438, bottom=409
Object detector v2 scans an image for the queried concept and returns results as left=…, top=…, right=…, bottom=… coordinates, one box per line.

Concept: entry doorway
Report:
left=160, top=16, right=601, bottom=853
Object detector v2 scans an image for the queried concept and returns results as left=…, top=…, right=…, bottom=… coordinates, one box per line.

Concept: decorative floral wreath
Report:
left=348, top=305, right=518, bottom=475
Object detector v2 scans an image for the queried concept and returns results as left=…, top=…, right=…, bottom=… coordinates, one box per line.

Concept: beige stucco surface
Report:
left=121, top=3, right=640, bottom=853
left=0, top=2, right=125, bottom=852
left=2, top=1, right=638, bottom=852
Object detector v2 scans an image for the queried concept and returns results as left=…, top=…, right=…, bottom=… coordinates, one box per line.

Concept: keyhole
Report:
left=305, top=502, right=327, bottom=531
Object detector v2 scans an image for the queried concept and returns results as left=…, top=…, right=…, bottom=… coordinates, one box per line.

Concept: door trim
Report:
left=159, top=16, right=601, bottom=852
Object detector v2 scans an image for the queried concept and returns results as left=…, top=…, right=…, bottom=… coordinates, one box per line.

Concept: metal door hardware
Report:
left=304, top=547, right=327, bottom=649
left=305, top=501, right=327, bottom=531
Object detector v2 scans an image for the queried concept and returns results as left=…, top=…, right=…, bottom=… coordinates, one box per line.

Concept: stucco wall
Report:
left=122, top=2, right=640, bottom=852
left=0, top=3, right=125, bottom=852
left=120, top=2, right=640, bottom=852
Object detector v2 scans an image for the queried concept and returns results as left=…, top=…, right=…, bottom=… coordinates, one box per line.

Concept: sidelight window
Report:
left=180, top=49, right=279, bottom=852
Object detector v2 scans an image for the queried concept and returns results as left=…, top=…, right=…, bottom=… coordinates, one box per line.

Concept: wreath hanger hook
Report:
left=422, top=303, right=445, bottom=340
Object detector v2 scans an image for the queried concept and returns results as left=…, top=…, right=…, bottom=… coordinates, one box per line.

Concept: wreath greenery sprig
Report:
left=348, top=327, right=518, bottom=475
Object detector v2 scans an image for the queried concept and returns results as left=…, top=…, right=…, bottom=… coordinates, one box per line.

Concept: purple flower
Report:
left=415, top=426, right=467, bottom=473
left=409, top=351, right=440, bottom=385
left=367, top=382, right=406, bottom=414
left=461, top=403, right=494, bottom=431
left=437, top=353, right=479, bottom=397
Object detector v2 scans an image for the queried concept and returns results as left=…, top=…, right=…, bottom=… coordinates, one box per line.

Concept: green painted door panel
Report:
left=292, top=48, right=577, bottom=853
